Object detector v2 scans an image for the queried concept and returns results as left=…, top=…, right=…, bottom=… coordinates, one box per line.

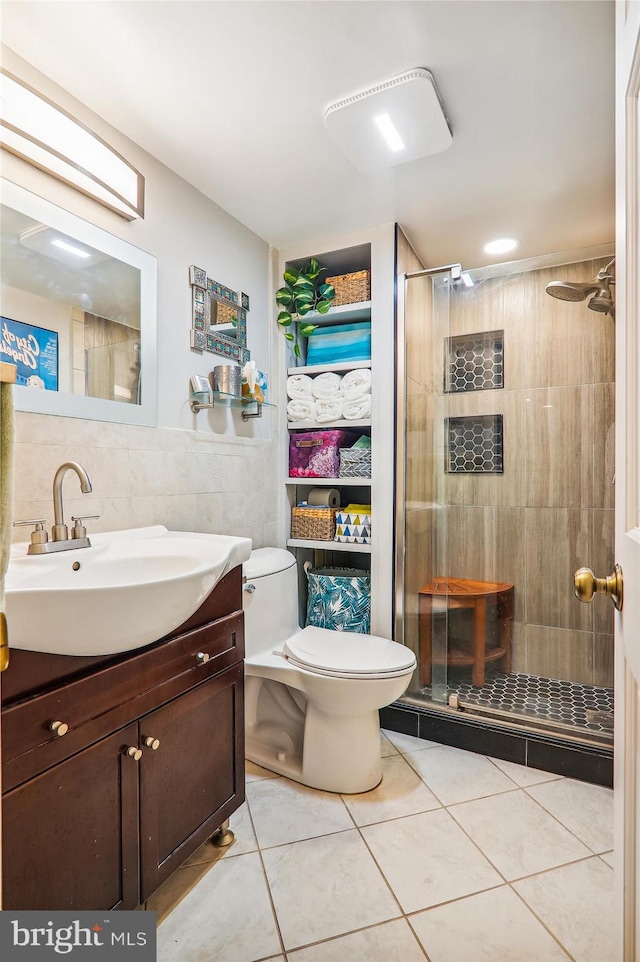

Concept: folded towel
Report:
left=287, top=398, right=317, bottom=422
left=287, top=374, right=314, bottom=399
left=343, top=394, right=371, bottom=420
left=312, top=371, right=343, bottom=400
left=315, top=397, right=343, bottom=423
left=341, top=368, right=372, bottom=401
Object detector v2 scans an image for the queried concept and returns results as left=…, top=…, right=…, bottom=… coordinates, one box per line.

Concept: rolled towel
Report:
left=315, top=397, right=343, bottom=423
left=287, top=374, right=314, bottom=399
left=343, top=394, right=371, bottom=420
left=312, top=371, right=343, bottom=399
left=341, top=368, right=372, bottom=401
left=287, top=398, right=317, bottom=422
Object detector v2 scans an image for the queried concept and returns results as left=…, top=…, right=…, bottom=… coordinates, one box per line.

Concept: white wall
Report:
left=2, top=44, right=281, bottom=547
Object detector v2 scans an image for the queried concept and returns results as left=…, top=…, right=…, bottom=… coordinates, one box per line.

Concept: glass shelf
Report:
left=190, top=390, right=275, bottom=420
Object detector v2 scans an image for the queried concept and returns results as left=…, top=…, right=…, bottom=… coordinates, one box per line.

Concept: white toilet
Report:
left=242, top=548, right=416, bottom=793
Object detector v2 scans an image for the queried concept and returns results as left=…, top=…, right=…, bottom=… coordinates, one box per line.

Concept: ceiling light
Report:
left=373, top=114, right=405, bottom=152
left=324, top=68, right=452, bottom=172
left=460, top=272, right=474, bottom=287
left=51, top=239, right=91, bottom=258
left=484, top=238, right=518, bottom=255
left=0, top=69, right=144, bottom=220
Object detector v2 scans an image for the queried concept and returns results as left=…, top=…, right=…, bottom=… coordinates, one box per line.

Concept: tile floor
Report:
left=152, top=731, right=615, bottom=962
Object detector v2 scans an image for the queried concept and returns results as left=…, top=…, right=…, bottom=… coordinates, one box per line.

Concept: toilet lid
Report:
left=282, top=626, right=416, bottom=678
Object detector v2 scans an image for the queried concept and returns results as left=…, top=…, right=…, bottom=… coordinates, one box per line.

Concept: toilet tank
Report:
left=242, top=548, right=300, bottom=654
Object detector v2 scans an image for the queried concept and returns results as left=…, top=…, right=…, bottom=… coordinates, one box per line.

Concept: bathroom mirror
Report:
left=0, top=179, right=157, bottom=424
left=189, top=265, right=250, bottom=364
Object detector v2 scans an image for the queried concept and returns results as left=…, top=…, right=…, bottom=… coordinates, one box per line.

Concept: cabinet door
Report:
left=2, top=723, right=139, bottom=910
left=139, top=663, right=244, bottom=900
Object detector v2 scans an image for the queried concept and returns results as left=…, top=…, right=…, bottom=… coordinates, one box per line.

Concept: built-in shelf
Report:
left=287, top=538, right=372, bottom=553
left=288, top=418, right=371, bottom=430
left=286, top=477, right=371, bottom=486
left=190, top=390, right=275, bottom=420
left=293, top=301, right=371, bottom=328
left=287, top=359, right=372, bottom=376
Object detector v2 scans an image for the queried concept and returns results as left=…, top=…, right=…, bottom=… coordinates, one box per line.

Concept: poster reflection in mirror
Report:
left=189, top=265, right=250, bottom=364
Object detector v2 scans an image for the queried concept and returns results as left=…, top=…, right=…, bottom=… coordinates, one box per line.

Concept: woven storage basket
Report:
left=326, top=269, right=371, bottom=307
left=339, top=448, right=372, bottom=479
left=291, top=506, right=337, bottom=541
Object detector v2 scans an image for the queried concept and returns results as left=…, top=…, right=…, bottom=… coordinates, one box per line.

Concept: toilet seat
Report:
left=282, top=626, right=416, bottom=679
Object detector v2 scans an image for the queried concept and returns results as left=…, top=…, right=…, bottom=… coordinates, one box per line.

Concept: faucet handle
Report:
left=13, top=519, right=48, bottom=546
left=71, top=515, right=100, bottom=539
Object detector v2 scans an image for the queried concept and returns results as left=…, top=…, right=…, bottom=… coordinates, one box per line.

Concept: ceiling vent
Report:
left=324, top=68, right=452, bottom=172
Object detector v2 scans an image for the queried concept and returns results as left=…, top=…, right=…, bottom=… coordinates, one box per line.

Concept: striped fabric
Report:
left=306, top=322, right=371, bottom=366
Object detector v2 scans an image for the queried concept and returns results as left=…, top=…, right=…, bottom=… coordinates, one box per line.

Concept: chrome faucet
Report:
left=14, top=460, right=98, bottom=555
left=52, top=461, right=92, bottom=542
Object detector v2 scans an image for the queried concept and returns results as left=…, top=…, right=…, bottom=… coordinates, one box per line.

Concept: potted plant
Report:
left=276, top=258, right=335, bottom=357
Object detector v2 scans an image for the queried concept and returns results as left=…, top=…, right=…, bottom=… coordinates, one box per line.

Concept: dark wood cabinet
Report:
left=1, top=567, right=245, bottom=911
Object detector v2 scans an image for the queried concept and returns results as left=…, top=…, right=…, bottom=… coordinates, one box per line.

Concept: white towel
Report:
left=341, top=368, right=372, bottom=401
left=312, top=371, right=343, bottom=400
left=315, top=397, right=343, bottom=423
left=287, top=374, right=314, bottom=399
left=343, top=394, right=371, bottom=420
left=287, top=398, right=317, bottom=422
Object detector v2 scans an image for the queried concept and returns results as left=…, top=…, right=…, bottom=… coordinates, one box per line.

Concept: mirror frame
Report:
left=189, top=265, right=250, bottom=364
left=1, top=179, right=157, bottom=425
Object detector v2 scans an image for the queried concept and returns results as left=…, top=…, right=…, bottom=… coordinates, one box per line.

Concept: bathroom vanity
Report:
left=1, top=566, right=245, bottom=911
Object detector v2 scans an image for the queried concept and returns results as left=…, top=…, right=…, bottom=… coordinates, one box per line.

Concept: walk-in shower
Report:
left=394, top=236, right=615, bottom=771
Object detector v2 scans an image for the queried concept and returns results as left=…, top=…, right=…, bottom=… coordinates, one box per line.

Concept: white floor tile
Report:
left=489, top=756, right=563, bottom=787
left=405, top=744, right=517, bottom=806
left=515, top=857, right=616, bottom=962
left=449, top=789, right=591, bottom=880
left=341, top=754, right=440, bottom=826
left=157, top=852, right=281, bottom=962
left=246, top=759, right=281, bottom=782
left=361, top=808, right=501, bottom=914
left=287, top=919, right=427, bottom=962
left=381, top=730, right=438, bottom=754
left=247, top=774, right=353, bottom=849
left=409, top=885, right=570, bottom=962
left=261, top=830, right=400, bottom=950
left=525, top=777, right=614, bottom=853
left=600, top=850, right=615, bottom=868
left=228, top=801, right=259, bottom=856
left=380, top=732, right=399, bottom=757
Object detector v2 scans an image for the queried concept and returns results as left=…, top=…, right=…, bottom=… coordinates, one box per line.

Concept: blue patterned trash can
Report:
left=305, top=566, right=371, bottom=634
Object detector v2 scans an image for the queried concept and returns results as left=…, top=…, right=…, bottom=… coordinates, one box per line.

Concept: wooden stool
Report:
left=418, top=578, right=514, bottom=687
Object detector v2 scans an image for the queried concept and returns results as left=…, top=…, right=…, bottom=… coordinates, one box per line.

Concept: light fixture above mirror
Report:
left=0, top=69, right=144, bottom=220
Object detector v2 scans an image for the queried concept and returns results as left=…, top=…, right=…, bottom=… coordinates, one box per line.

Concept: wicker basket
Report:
left=326, top=269, right=371, bottom=307
left=291, top=506, right=337, bottom=541
left=339, top=448, right=372, bottom=479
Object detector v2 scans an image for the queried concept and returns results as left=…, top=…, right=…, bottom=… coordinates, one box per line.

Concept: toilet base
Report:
left=246, top=705, right=383, bottom=794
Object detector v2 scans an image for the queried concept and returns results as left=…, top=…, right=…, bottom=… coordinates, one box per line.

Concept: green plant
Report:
left=276, top=258, right=335, bottom=357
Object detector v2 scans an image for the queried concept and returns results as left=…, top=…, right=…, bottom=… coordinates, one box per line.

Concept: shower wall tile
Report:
left=525, top=386, right=593, bottom=509
left=590, top=509, right=616, bottom=636
left=524, top=508, right=593, bottom=632
left=592, top=383, right=615, bottom=510
left=525, top=625, right=594, bottom=685
left=405, top=273, right=434, bottom=389
left=593, top=634, right=614, bottom=688
left=511, top=621, right=527, bottom=674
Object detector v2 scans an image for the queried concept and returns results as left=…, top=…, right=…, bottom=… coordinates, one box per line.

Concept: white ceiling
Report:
left=0, top=1, right=615, bottom=270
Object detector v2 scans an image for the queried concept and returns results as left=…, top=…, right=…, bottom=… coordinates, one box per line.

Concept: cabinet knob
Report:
left=49, top=720, right=69, bottom=737
left=196, top=651, right=210, bottom=665
left=143, top=736, right=160, bottom=750
left=125, top=746, right=143, bottom=761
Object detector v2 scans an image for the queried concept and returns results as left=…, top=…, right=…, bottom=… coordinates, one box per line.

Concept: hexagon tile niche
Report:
left=444, top=329, right=504, bottom=393
left=446, top=414, right=504, bottom=474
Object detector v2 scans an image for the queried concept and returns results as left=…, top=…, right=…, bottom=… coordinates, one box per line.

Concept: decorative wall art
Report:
left=189, top=265, right=250, bottom=364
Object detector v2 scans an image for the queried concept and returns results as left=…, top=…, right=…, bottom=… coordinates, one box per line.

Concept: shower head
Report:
left=545, top=259, right=615, bottom=318
left=545, top=280, right=600, bottom=303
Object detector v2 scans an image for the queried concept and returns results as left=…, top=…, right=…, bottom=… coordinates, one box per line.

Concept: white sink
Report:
left=4, top=525, right=252, bottom=656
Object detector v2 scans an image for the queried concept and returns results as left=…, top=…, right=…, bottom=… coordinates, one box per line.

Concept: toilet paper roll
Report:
left=307, top=487, right=341, bottom=508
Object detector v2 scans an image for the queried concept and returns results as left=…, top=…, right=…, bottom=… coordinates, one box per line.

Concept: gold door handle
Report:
left=143, top=736, right=160, bottom=750
left=125, top=746, right=143, bottom=761
left=574, top=564, right=623, bottom=611
left=49, top=720, right=69, bottom=737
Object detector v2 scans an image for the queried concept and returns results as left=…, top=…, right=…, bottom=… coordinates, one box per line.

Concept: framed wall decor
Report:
left=189, top=265, right=250, bottom=363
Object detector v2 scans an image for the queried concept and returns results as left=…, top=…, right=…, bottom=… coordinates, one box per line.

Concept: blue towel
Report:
left=306, top=322, right=371, bottom=365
